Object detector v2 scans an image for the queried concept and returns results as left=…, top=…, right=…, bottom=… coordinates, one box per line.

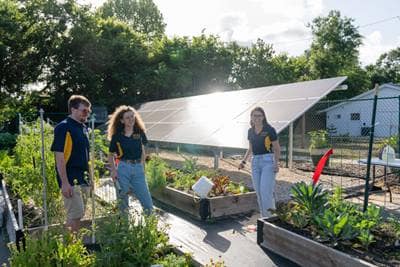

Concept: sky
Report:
left=82, top=0, right=400, bottom=66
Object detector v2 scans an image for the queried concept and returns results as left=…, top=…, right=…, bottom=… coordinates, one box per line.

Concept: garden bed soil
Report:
left=152, top=149, right=400, bottom=217
left=152, top=186, right=258, bottom=220
left=259, top=217, right=400, bottom=267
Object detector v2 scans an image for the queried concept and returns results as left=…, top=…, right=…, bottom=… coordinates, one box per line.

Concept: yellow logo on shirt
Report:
left=264, top=136, right=272, bottom=151
left=132, top=134, right=141, bottom=139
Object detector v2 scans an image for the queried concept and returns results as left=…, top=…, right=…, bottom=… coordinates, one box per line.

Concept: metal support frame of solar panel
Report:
left=139, top=76, right=347, bottom=149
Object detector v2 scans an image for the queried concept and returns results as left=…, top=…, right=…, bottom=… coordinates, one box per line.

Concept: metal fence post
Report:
left=39, top=109, right=48, bottom=229
left=363, top=84, right=379, bottom=212
left=398, top=95, right=400, bottom=156
left=89, top=114, right=96, bottom=244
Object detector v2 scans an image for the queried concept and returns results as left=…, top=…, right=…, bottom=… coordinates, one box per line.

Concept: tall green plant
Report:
left=8, top=229, right=94, bottom=267
left=314, top=209, right=357, bottom=246
left=95, top=213, right=170, bottom=267
left=145, top=156, right=168, bottom=191
left=290, top=182, right=328, bottom=217
left=308, top=130, right=329, bottom=150
left=1, top=120, right=64, bottom=223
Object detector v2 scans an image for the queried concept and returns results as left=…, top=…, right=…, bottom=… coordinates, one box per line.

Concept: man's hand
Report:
left=61, top=183, right=73, bottom=198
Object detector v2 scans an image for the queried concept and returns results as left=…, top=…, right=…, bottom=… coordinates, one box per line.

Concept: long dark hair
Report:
left=250, top=106, right=269, bottom=129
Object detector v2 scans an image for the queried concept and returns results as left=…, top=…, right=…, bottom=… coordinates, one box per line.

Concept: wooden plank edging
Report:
left=258, top=217, right=376, bottom=267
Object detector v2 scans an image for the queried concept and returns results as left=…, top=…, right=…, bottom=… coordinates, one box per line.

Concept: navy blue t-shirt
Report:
left=51, top=117, right=90, bottom=187
left=109, top=130, right=148, bottom=161
left=247, top=124, right=278, bottom=155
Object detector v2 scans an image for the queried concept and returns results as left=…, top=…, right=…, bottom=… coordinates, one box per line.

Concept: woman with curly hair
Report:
left=107, top=105, right=153, bottom=214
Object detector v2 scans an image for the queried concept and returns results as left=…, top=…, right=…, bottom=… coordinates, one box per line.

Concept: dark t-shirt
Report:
left=247, top=124, right=278, bottom=155
left=109, top=130, right=148, bottom=160
left=51, top=117, right=90, bottom=187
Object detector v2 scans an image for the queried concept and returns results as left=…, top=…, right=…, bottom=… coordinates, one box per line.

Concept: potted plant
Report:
left=308, top=130, right=330, bottom=166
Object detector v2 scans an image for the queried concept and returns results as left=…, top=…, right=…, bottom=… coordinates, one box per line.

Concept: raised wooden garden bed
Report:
left=257, top=216, right=376, bottom=267
left=152, top=186, right=258, bottom=220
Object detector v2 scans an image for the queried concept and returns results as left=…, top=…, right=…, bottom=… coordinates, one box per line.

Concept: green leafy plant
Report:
left=0, top=120, right=65, bottom=224
left=290, top=182, right=328, bottom=218
left=308, top=130, right=329, bottom=150
left=155, top=253, right=193, bottom=267
left=146, top=156, right=168, bottom=191
left=8, top=229, right=94, bottom=267
left=95, top=212, right=171, bottom=267
left=314, top=209, right=357, bottom=246
left=181, top=155, right=198, bottom=174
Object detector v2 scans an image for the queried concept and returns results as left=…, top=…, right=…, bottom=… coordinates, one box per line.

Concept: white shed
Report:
left=322, top=84, right=400, bottom=137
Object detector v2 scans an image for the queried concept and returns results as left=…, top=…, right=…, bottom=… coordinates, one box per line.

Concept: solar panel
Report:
left=139, top=77, right=347, bottom=149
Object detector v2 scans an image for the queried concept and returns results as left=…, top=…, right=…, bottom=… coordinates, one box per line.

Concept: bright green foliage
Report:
left=8, top=229, right=95, bottom=267
left=181, top=155, right=199, bottom=174
left=1, top=120, right=65, bottom=223
left=98, top=0, right=166, bottom=40
left=92, top=129, right=109, bottom=179
left=146, top=155, right=168, bottom=191
left=314, top=209, right=357, bottom=246
left=290, top=182, right=328, bottom=217
left=155, top=253, right=192, bottom=267
left=282, top=183, right=390, bottom=250
left=367, top=47, right=400, bottom=86
left=95, top=213, right=171, bottom=267
left=308, top=130, right=329, bottom=150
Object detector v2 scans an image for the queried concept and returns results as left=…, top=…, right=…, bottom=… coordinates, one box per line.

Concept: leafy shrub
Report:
left=8, top=229, right=94, bottom=267
left=290, top=182, right=328, bottom=218
left=308, top=130, right=329, bottom=150
left=155, top=253, right=192, bottom=267
left=314, top=209, right=357, bottom=246
left=95, top=213, right=171, bottom=267
left=379, top=134, right=398, bottom=152
left=181, top=155, right=198, bottom=173
left=1, top=120, right=65, bottom=223
left=146, top=156, right=168, bottom=191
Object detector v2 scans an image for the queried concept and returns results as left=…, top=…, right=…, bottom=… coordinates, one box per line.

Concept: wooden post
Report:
left=289, top=122, right=294, bottom=169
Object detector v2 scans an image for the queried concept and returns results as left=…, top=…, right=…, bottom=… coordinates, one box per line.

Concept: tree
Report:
left=47, top=15, right=150, bottom=109
left=308, top=10, right=362, bottom=79
left=98, top=0, right=165, bottom=40
left=366, top=47, right=400, bottom=86
left=0, top=0, right=42, bottom=98
left=230, top=39, right=300, bottom=89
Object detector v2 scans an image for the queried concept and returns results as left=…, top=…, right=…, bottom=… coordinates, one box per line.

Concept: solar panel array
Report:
left=138, top=77, right=347, bottom=149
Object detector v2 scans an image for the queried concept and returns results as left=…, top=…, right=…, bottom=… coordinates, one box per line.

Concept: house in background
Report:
left=321, top=83, right=400, bottom=137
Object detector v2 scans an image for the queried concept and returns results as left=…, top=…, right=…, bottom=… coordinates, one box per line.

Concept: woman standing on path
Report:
left=238, top=106, right=281, bottom=217
left=107, top=105, right=153, bottom=214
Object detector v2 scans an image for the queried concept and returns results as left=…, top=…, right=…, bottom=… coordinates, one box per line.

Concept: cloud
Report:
left=359, top=31, right=400, bottom=65
left=216, top=1, right=319, bottom=55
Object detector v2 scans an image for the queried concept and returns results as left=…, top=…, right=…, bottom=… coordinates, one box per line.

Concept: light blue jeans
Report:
left=251, top=153, right=276, bottom=217
left=117, top=161, right=153, bottom=214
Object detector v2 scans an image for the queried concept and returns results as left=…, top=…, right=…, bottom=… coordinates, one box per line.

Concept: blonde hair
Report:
left=107, top=105, right=146, bottom=141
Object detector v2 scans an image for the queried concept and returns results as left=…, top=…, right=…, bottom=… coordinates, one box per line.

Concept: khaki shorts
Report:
left=63, top=185, right=90, bottom=220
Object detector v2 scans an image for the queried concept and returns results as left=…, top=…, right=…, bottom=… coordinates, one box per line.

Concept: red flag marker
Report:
left=312, top=148, right=333, bottom=185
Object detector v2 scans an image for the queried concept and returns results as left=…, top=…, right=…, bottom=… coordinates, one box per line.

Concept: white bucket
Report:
left=192, top=176, right=214, bottom=198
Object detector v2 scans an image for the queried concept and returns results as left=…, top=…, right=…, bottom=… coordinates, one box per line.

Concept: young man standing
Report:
left=51, top=95, right=91, bottom=231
